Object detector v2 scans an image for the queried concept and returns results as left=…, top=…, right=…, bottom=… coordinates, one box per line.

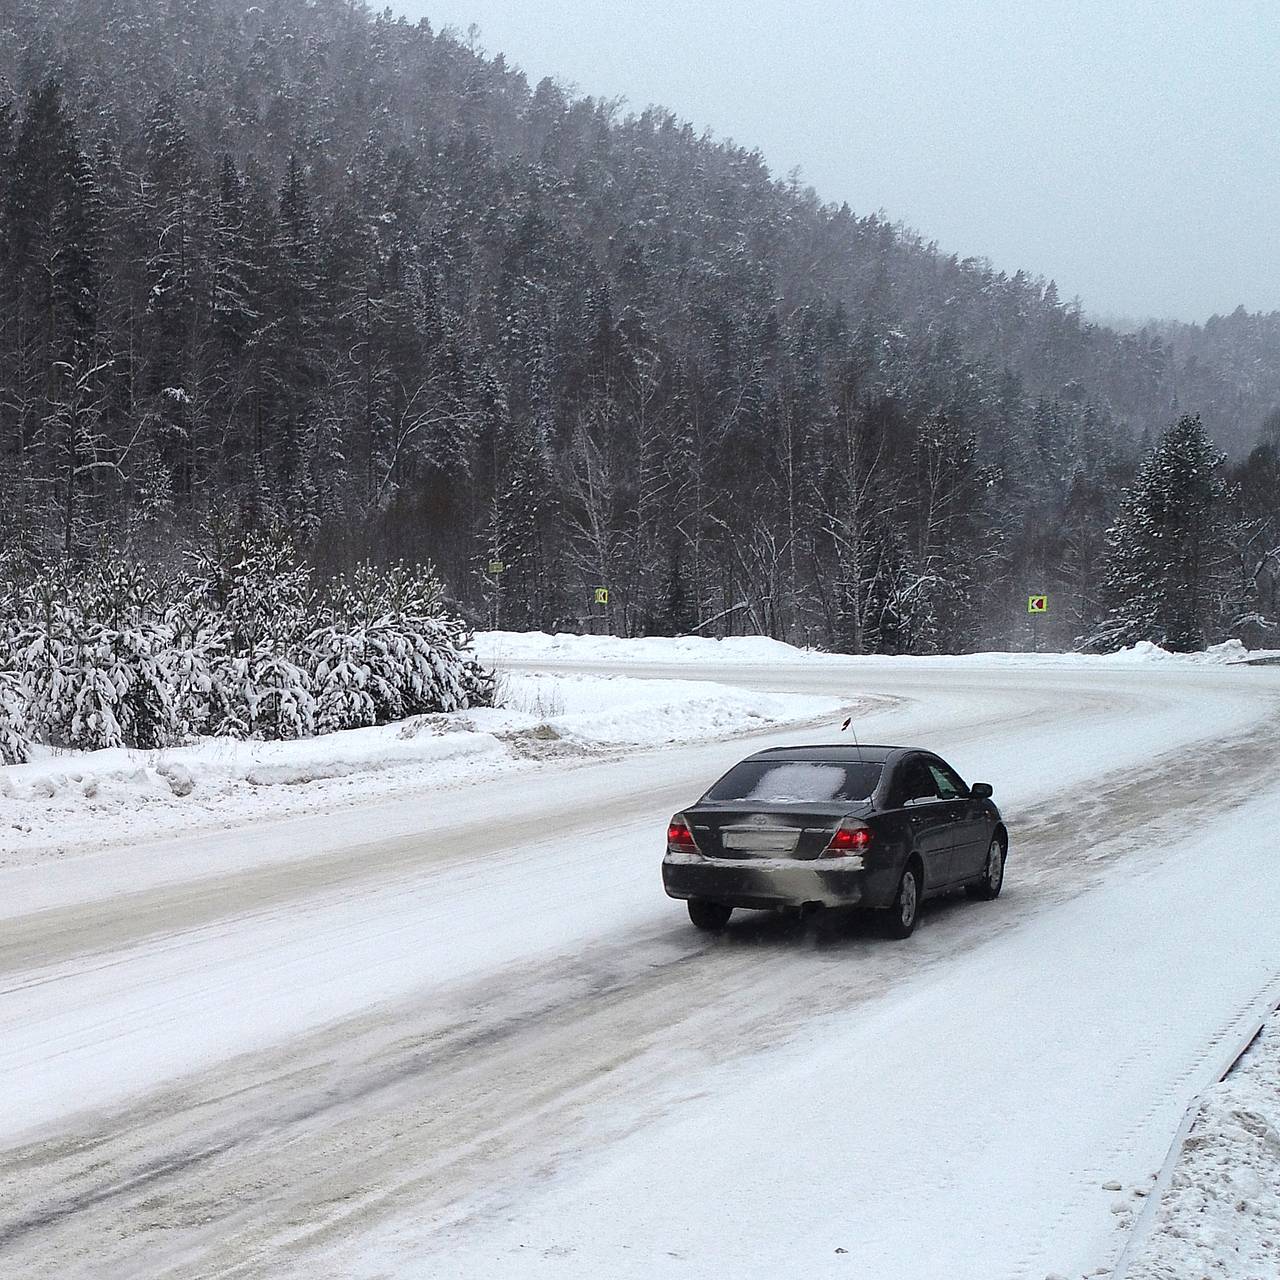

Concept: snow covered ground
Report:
left=330, top=791, right=1280, bottom=1280
left=476, top=629, right=1280, bottom=668
left=2, top=639, right=1279, bottom=1279
left=7, top=632, right=1272, bottom=866
left=0, top=670, right=842, bottom=864
left=1125, top=1015, right=1280, bottom=1280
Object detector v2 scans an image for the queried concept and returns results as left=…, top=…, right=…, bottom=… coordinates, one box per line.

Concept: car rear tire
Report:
left=966, top=836, right=1006, bottom=901
left=687, top=899, right=733, bottom=932
left=882, top=865, right=920, bottom=939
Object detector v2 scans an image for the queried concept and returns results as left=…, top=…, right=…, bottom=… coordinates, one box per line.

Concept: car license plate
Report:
left=722, top=830, right=799, bottom=854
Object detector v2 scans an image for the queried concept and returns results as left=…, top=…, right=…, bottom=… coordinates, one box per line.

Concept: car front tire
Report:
left=687, top=899, right=734, bottom=932
left=966, top=836, right=1006, bottom=901
left=882, top=865, right=920, bottom=939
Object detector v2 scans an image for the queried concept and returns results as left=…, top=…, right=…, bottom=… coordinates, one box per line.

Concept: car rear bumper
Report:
left=662, top=851, right=866, bottom=909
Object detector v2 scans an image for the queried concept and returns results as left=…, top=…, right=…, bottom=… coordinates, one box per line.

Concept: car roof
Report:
left=745, top=744, right=913, bottom=764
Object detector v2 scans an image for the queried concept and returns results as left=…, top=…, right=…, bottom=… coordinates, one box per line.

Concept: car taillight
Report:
left=821, top=821, right=873, bottom=857
left=667, top=815, right=700, bottom=854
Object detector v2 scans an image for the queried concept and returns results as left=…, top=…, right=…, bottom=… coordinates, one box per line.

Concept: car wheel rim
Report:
left=901, top=873, right=917, bottom=925
left=988, top=841, right=1004, bottom=887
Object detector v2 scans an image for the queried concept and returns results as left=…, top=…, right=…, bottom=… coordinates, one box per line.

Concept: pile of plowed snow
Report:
left=1126, top=1014, right=1280, bottom=1279
left=476, top=631, right=1279, bottom=668
left=0, top=671, right=841, bottom=861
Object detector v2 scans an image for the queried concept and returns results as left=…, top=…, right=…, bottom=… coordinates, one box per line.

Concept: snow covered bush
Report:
left=245, top=650, right=316, bottom=740
left=9, top=569, right=182, bottom=751
left=161, top=609, right=226, bottom=740
left=0, top=587, right=33, bottom=763
left=0, top=542, right=493, bottom=757
left=309, top=626, right=379, bottom=734
left=63, top=647, right=125, bottom=751
left=222, top=535, right=313, bottom=655
left=320, top=561, right=495, bottom=717
left=58, top=622, right=177, bottom=752
left=0, top=672, right=29, bottom=765
left=12, top=592, right=80, bottom=749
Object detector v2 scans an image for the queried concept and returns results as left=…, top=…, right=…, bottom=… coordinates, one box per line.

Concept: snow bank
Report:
left=1097, top=638, right=1278, bottom=667
left=1125, top=1014, right=1280, bottom=1280
left=477, top=630, right=1280, bottom=668
left=477, top=630, right=816, bottom=665
left=0, top=672, right=841, bottom=860
left=501, top=671, right=834, bottom=745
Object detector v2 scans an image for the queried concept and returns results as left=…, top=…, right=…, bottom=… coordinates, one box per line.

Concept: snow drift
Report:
left=0, top=671, right=842, bottom=860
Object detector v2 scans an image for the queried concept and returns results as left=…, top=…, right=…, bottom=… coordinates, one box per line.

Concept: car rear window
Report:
left=703, top=759, right=883, bottom=804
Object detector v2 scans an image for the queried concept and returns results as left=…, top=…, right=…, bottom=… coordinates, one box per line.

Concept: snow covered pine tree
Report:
left=1086, top=414, right=1235, bottom=652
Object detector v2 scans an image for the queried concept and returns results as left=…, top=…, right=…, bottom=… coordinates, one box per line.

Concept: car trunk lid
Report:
left=686, top=803, right=866, bottom=860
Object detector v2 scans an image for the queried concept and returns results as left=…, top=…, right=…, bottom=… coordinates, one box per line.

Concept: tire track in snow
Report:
left=2, top=700, right=1279, bottom=1279
left=0, top=699, right=884, bottom=982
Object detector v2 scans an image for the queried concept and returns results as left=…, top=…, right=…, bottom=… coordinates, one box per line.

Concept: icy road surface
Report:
left=2, top=656, right=1279, bottom=1279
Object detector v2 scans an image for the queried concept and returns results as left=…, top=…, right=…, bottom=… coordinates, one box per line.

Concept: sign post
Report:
left=592, top=587, right=610, bottom=636
left=1027, top=593, right=1048, bottom=652
left=487, top=560, right=505, bottom=630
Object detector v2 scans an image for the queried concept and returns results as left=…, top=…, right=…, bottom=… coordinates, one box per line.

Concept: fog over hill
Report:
left=0, top=0, right=1277, bottom=653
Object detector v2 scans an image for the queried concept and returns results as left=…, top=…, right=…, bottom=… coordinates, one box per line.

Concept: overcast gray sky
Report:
left=395, top=1, right=1278, bottom=324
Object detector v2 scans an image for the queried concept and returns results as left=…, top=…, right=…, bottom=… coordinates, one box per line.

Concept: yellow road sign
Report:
left=487, top=560, right=505, bottom=574
left=1027, top=594, right=1048, bottom=614
left=594, top=587, right=609, bottom=605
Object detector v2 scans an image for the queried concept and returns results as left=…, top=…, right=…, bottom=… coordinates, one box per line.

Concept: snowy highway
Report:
left=3, top=654, right=1280, bottom=1278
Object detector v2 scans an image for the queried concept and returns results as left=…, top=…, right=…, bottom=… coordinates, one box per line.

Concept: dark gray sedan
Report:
left=662, top=744, right=1007, bottom=938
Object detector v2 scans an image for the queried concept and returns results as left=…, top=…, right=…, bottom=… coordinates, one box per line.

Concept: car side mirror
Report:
left=970, top=782, right=994, bottom=799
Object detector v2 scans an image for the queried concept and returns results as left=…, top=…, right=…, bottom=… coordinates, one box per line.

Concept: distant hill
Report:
left=1, top=0, right=1276, bottom=649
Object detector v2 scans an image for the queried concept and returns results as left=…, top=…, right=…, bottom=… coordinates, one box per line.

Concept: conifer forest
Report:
left=2, top=0, right=1279, bottom=725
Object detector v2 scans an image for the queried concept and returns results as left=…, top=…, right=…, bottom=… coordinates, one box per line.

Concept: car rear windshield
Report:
left=703, top=759, right=883, bottom=804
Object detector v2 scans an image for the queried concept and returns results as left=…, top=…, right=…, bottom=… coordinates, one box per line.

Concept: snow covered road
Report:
left=2, top=655, right=1279, bottom=1278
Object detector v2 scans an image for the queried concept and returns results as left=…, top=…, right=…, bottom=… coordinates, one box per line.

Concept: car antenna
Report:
left=841, top=715, right=864, bottom=762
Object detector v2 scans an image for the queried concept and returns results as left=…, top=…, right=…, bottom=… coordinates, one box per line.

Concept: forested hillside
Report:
left=1, top=0, right=1278, bottom=653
